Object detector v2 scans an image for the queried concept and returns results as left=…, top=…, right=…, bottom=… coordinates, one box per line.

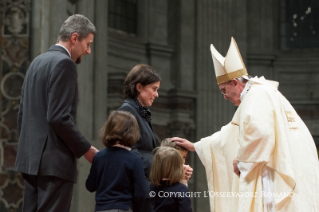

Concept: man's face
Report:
left=218, top=80, right=241, bottom=106
left=72, top=33, right=94, bottom=64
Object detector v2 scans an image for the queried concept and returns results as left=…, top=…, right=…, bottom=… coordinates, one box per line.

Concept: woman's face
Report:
left=136, top=81, right=160, bottom=107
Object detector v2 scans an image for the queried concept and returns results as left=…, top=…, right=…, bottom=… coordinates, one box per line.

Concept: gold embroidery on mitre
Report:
left=216, top=68, right=248, bottom=84
left=285, top=111, right=295, bottom=122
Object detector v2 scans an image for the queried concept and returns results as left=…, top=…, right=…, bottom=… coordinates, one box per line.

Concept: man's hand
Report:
left=84, top=146, right=99, bottom=163
left=183, top=164, right=193, bottom=181
left=233, top=159, right=240, bottom=177
left=171, top=137, right=195, bottom=152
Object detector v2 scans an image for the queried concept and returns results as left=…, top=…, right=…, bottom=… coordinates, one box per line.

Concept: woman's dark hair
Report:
left=124, top=64, right=161, bottom=98
left=100, top=110, right=140, bottom=147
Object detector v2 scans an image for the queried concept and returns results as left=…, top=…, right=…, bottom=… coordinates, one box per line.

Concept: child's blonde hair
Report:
left=149, top=147, right=184, bottom=186
left=161, top=138, right=188, bottom=153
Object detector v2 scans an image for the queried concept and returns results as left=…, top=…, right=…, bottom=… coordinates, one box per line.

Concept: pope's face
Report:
left=219, top=80, right=241, bottom=106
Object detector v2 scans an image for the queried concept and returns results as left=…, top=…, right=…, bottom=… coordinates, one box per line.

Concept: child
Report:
left=161, top=138, right=188, bottom=164
left=149, top=147, right=192, bottom=212
left=86, top=110, right=147, bottom=212
left=161, top=138, right=189, bottom=186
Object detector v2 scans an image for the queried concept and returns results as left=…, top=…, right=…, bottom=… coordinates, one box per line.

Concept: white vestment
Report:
left=195, top=77, right=319, bottom=212
left=195, top=123, right=239, bottom=212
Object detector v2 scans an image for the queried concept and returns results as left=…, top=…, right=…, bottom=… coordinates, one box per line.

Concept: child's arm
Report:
left=132, top=158, right=147, bottom=212
left=85, top=156, right=98, bottom=192
left=177, top=184, right=193, bottom=212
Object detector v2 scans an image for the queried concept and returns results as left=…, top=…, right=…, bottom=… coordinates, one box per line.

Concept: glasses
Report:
left=219, top=82, right=231, bottom=96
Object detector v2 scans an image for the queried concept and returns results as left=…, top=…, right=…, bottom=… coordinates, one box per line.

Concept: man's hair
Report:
left=149, top=147, right=184, bottom=187
left=235, top=76, right=251, bottom=84
left=124, top=64, right=161, bottom=99
left=100, top=110, right=140, bottom=147
left=161, top=138, right=188, bottom=153
left=57, top=14, right=96, bottom=42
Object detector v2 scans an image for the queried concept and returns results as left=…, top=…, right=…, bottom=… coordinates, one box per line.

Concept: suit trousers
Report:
left=22, top=173, right=74, bottom=212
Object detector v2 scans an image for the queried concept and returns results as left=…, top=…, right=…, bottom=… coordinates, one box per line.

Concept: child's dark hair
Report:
left=161, top=138, right=188, bottom=153
left=100, top=110, right=140, bottom=147
left=149, top=147, right=184, bottom=186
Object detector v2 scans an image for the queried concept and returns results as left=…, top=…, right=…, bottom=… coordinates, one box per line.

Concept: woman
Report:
left=118, top=64, right=161, bottom=211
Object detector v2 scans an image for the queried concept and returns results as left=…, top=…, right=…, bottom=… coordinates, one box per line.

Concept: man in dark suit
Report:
left=14, top=14, right=98, bottom=212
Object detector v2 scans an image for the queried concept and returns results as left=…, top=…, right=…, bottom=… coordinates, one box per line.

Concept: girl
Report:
left=149, top=147, right=192, bottom=212
left=86, top=110, right=147, bottom=212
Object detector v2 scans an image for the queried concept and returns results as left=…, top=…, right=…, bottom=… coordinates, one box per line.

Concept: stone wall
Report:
left=0, top=0, right=318, bottom=211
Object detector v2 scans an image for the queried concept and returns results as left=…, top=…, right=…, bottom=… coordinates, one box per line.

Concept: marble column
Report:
left=194, top=0, right=247, bottom=211
left=31, top=0, right=71, bottom=57
left=72, top=1, right=109, bottom=212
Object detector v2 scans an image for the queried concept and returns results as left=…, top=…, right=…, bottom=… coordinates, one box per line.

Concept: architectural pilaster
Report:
left=194, top=0, right=247, bottom=210
left=72, top=1, right=109, bottom=211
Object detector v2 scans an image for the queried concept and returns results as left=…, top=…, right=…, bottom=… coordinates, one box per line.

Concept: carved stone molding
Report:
left=1, top=72, right=24, bottom=100
left=1, top=0, right=31, bottom=37
left=0, top=171, right=23, bottom=209
left=0, top=1, right=31, bottom=211
left=2, top=39, right=28, bottom=68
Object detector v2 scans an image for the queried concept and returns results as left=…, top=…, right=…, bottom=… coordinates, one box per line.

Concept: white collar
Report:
left=240, top=81, right=251, bottom=101
left=55, top=44, right=71, bottom=57
left=113, top=144, right=131, bottom=151
left=239, top=76, right=279, bottom=102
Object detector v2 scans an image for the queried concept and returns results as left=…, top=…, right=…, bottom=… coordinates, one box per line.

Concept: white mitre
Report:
left=210, top=37, right=248, bottom=84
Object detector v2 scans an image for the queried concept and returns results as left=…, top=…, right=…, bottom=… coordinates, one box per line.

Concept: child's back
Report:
left=149, top=147, right=192, bottom=212
left=86, top=110, right=147, bottom=212
left=150, top=181, right=191, bottom=212
left=86, top=147, right=146, bottom=211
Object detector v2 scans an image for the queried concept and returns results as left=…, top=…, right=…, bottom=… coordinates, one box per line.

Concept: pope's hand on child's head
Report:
left=183, top=164, right=193, bottom=181
left=171, top=137, right=195, bottom=152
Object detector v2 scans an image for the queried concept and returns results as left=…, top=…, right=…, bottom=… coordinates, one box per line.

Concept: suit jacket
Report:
left=14, top=45, right=91, bottom=183
left=118, top=98, right=157, bottom=178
